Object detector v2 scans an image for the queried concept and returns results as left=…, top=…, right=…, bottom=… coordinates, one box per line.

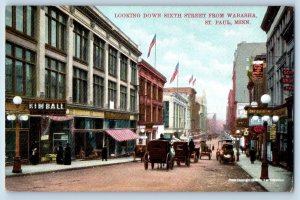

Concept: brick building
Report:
left=137, top=59, right=166, bottom=144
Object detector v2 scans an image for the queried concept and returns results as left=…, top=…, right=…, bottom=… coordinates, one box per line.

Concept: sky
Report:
left=98, top=6, right=268, bottom=121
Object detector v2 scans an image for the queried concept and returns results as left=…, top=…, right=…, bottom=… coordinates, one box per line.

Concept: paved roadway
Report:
left=6, top=151, right=266, bottom=192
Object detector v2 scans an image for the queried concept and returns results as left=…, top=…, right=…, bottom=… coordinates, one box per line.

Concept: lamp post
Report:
left=260, top=94, right=279, bottom=180
left=235, top=130, right=240, bottom=161
left=7, top=96, right=28, bottom=173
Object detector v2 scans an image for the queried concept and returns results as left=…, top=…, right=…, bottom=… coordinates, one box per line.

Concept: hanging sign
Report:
left=252, top=126, right=265, bottom=134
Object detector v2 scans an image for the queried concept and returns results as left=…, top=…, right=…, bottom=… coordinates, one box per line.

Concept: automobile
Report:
left=219, top=143, right=235, bottom=164
left=216, top=139, right=233, bottom=160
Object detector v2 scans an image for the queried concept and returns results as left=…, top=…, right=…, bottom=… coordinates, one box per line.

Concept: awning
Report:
left=105, top=129, right=139, bottom=142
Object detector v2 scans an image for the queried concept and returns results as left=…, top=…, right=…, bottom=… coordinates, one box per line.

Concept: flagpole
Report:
left=155, top=35, right=157, bottom=68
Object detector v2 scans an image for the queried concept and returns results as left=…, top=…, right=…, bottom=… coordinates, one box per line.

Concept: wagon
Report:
left=143, top=140, right=174, bottom=170
left=133, top=144, right=146, bottom=162
left=199, top=141, right=212, bottom=160
left=172, top=141, right=190, bottom=166
left=190, top=147, right=200, bottom=163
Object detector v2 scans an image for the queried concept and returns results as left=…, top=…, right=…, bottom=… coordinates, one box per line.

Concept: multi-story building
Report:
left=5, top=6, right=142, bottom=164
left=197, top=90, right=207, bottom=134
left=137, top=59, right=166, bottom=144
left=163, top=92, right=189, bottom=140
left=261, top=6, right=294, bottom=170
left=163, top=87, right=199, bottom=137
left=231, top=42, right=266, bottom=135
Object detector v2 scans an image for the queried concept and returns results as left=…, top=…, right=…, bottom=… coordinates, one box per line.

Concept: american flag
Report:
left=147, top=34, right=156, bottom=58
left=170, top=62, right=179, bottom=83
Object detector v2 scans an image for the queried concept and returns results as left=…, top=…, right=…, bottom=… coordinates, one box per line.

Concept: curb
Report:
left=6, top=160, right=134, bottom=178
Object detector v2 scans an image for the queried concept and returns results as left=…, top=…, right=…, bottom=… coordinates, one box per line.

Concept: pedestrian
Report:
left=64, top=143, right=72, bottom=165
left=249, top=147, right=256, bottom=164
left=159, top=133, right=166, bottom=140
left=189, top=139, right=195, bottom=157
left=102, top=146, right=108, bottom=161
left=56, top=142, right=64, bottom=164
left=212, top=145, right=215, bottom=151
left=30, top=141, right=39, bottom=165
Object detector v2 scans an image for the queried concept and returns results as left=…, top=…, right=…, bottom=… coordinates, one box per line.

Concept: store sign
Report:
left=252, top=126, right=265, bottom=134
left=252, top=62, right=264, bottom=81
left=28, top=100, right=67, bottom=115
left=105, top=112, right=130, bottom=120
left=236, top=118, right=248, bottom=128
left=270, top=125, right=277, bottom=140
left=282, top=68, right=294, bottom=91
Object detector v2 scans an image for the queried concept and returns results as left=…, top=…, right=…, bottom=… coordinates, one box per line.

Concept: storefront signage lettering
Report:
left=281, top=78, right=294, bottom=84
left=236, top=118, right=248, bottom=128
left=252, top=63, right=264, bottom=81
left=28, top=100, right=66, bottom=115
left=252, top=126, right=265, bottom=134
left=282, top=70, right=294, bottom=75
left=272, top=107, right=288, bottom=117
left=247, top=109, right=272, bottom=115
left=283, top=86, right=294, bottom=91
left=270, top=125, right=276, bottom=140
left=105, top=112, right=130, bottom=120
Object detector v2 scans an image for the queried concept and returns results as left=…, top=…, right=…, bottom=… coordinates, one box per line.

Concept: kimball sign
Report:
left=28, top=100, right=67, bottom=115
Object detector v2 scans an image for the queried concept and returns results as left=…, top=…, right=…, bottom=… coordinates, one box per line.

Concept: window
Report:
left=108, top=81, right=117, bottom=109
left=93, top=75, right=104, bottom=107
left=45, top=7, right=67, bottom=51
left=158, top=88, right=163, bottom=101
left=108, top=47, right=117, bottom=76
left=158, top=107, right=162, bottom=124
left=73, top=67, right=87, bottom=104
left=152, top=85, right=157, bottom=100
left=73, top=22, right=89, bottom=62
left=120, top=86, right=127, bottom=110
left=45, top=57, right=66, bottom=99
left=93, top=36, right=105, bottom=70
left=153, top=106, right=157, bottom=122
left=131, top=61, right=137, bottom=84
left=130, top=89, right=136, bottom=112
left=5, top=6, right=35, bottom=38
left=147, top=82, right=151, bottom=98
left=139, top=78, right=145, bottom=95
left=5, top=42, right=35, bottom=96
left=146, top=106, right=151, bottom=122
left=120, top=54, right=128, bottom=81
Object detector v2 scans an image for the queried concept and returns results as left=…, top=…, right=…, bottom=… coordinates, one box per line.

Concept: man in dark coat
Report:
left=30, top=141, right=39, bottom=165
left=189, top=139, right=195, bottom=156
left=64, top=143, right=72, bottom=165
left=249, top=147, right=256, bottom=164
left=102, top=146, right=108, bottom=161
left=56, top=142, right=64, bottom=164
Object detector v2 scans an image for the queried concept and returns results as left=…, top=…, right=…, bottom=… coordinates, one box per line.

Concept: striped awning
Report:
left=105, top=129, right=139, bottom=142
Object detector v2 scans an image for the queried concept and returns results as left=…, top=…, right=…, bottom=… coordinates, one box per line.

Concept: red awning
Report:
left=105, top=129, right=139, bottom=142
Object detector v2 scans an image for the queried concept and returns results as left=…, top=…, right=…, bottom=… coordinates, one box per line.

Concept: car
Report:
left=216, top=139, right=233, bottom=160
left=219, top=143, right=235, bottom=164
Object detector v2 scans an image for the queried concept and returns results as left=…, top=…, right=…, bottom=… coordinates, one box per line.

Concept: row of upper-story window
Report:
left=5, top=6, right=138, bottom=84
left=5, top=42, right=137, bottom=112
left=139, top=78, right=163, bottom=101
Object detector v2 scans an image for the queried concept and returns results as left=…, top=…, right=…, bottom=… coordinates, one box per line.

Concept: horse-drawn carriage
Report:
left=199, top=141, right=212, bottom=160
left=133, top=144, right=146, bottom=162
left=172, top=141, right=190, bottom=166
left=143, top=140, right=174, bottom=170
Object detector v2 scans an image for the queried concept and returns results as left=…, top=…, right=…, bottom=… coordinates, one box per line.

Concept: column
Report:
left=87, top=33, right=94, bottom=105
left=36, top=7, right=45, bottom=98
left=116, top=51, right=121, bottom=109
left=66, top=17, right=74, bottom=103
left=104, top=43, right=109, bottom=108
left=127, top=58, right=131, bottom=111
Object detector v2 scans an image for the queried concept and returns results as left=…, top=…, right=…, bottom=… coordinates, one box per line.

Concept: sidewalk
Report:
left=5, top=157, right=134, bottom=177
left=235, top=152, right=293, bottom=192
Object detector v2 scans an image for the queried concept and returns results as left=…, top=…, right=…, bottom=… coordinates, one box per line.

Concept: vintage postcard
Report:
left=4, top=5, right=294, bottom=192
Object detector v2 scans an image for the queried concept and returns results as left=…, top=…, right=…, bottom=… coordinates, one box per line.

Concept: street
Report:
left=6, top=153, right=266, bottom=192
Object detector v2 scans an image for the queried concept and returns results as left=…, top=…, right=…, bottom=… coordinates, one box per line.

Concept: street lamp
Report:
left=236, top=130, right=240, bottom=161
left=260, top=94, right=279, bottom=180
left=7, top=96, right=28, bottom=173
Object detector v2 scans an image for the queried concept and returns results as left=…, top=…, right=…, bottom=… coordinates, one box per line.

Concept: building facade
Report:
left=261, top=6, right=294, bottom=170
left=5, top=6, right=142, bottom=164
left=163, top=87, right=199, bottom=137
left=163, top=92, right=189, bottom=140
left=231, top=42, right=266, bottom=135
left=197, top=91, right=207, bottom=134
left=137, top=59, right=166, bottom=144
